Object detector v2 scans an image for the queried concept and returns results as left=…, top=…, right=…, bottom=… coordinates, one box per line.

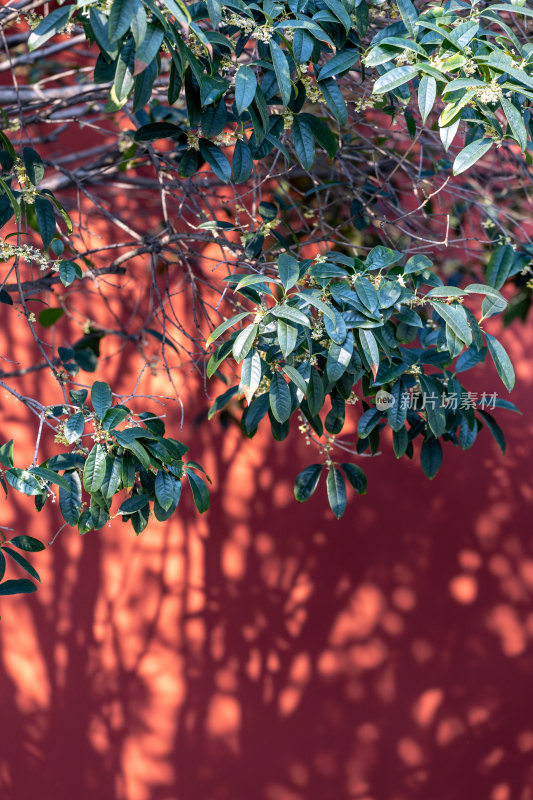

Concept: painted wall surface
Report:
left=1, top=40, right=533, bottom=800
left=1, top=304, right=533, bottom=800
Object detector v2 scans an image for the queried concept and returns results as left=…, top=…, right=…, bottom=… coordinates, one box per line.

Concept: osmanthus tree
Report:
left=0, top=0, right=531, bottom=595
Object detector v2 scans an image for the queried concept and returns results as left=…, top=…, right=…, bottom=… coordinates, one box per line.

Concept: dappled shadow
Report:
left=1, top=314, right=533, bottom=800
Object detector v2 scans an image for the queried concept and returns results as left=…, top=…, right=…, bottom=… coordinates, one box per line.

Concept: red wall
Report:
left=1, top=313, right=533, bottom=800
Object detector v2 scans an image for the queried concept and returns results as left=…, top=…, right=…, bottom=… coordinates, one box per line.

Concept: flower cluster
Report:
left=0, top=239, right=60, bottom=272
left=301, top=75, right=323, bottom=103
left=475, top=79, right=503, bottom=105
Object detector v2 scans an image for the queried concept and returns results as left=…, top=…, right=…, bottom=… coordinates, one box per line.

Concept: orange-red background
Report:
left=1, top=37, right=533, bottom=800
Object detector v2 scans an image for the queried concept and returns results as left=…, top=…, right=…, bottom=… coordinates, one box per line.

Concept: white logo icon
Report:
left=376, top=390, right=395, bottom=411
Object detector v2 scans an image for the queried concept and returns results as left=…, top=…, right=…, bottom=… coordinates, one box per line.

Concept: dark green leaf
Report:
left=59, top=471, right=82, bottom=526
left=294, top=463, right=323, bottom=502
left=341, top=463, right=367, bottom=495
left=486, top=333, right=515, bottom=392
left=3, top=547, right=40, bottom=583
left=119, top=494, right=150, bottom=514
left=23, top=147, right=44, bottom=186
left=83, top=444, right=106, bottom=492
left=0, top=579, right=37, bottom=595
left=291, top=116, right=315, bottom=169
left=420, top=437, right=442, bottom=479
left=187, top=470, right=210, bottom=513
left=326, top=466, right=347, bottom=519
left=270, top=39, right=292, bottom=106
left=91, top=381, right=113, bottom=419
left=235, top=65, right=257, bottom=114
left=269, top=371, right=292, bottom=423
left=35, top=196, right=56, bottom=249
left=9, top=535, right=45, bottom=552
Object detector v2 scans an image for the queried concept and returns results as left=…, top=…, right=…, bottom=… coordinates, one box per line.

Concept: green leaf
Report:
left=321, top=0, right=352, bottom=31
left=59, top=260, right=81, bottom=287
left=83, top=444, right=106, bottom=493
left=0, top=552, right=4, bottom=582
left=326, top=466, right=347, bottom=519
left=294, top=464, right=323, bottom=503
left=318, top=78, right=348, bottom=124
left=29, top=467, right=71, bottom=492
left=431, top=302, right=472, bottom=346
left=270, top=304, right=311, bottom=328
left=278, top=253, right=300, bottom=292
left=134, top=121, right=181, bottom=141
left=9, top=535, right=45, bottom=552
left=500, top=96, right=527, bottom=152
left=59, top=471, right=82, bottom=526
left=23, top=147, right=44, bottom=186
left=119, top=494, right=150, bottom=514
left=235, top=65, right=257, bottom=115
left=358, top=329, right=380, bottom=378
left=239, top=350, right=262, bottom=404
left=453, top=138, right=493, bottom=176
left=486, top=333, right=515, bottom=392
left=232, top=139, right=253, bottom=183
left=420, top=438, right=442, bottom=479
left=357, top=407, right=382, bottom=438
left=108, top=0, right=135, bottom=42
left=419, top=375, right=446, bottom=438
left=387, top=381, right=406, bottom=432
left=91, top=381, right=113, bottom=419
left=234, top=273, right=274, bottom=292
left=299, top=293, right=337, bottom=324
left=318, top=49, right=359, bottom=81
left=208, top=386, right=239, bottom=420
left=341, top=463, right=367, bottom=495
left=0, top=177, right=20, bottom=223
left=206, top=0, right=222, bottom=27
left=207, top=312, right=251, bottom=344
left=187, top=470, right=210, bottom=513
left=393, top=426, right=408, bottom=458
left=366, top=246, right=403, bottom=271
left=0, top=579, right=37, bottom=596
left=232, top=323, right=258, bottom=363
left=269, top=372, right=292, bottom=423
left=478, top=409, right=506, bottom=454
left=307, top=368, right=325, bottom=417
left=5, top=469, right=42, bottom=496
left=426, top=286, right=465, bottom=299
left=64, top=411, right=85, bottom=444
left=464, top=307, right=484, bottom=351
left=100, top=455, right=123, bottom=500
left=396, top=0, right=418, bottom=34
left=3, top=547, right=40, bottom=583
left=102, top=406, right=129, bottom=431
left=270, top=39, right=292, bottom=106
left=0, top=439, right=14, bottom=468
left=35, top=196, right=56, bottom=249
left=135, top=23, right=164, bottom=70
left=465, top=283, right=507, bottom=300
left=327, top=330, right=354, bottom=382
left=277, top=319, right=298, bottom=359
left=355, top=278, right=379, bottom=313
left=282, top=364, right=308, bottom=396
left=38, top=307, right=64, bottom=328
left=199, top=140, right=231, bottom=183
left=291, top=116, right=315, bottom=169
left=374, top=66, right=419, bottom=95
left=300, top=113, right=338, bottom=158
left=27, top=5, right=73, bottom=50
left=486, top=245, right=515, bottom=290
left=481, top=294, right=507, bottom=319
